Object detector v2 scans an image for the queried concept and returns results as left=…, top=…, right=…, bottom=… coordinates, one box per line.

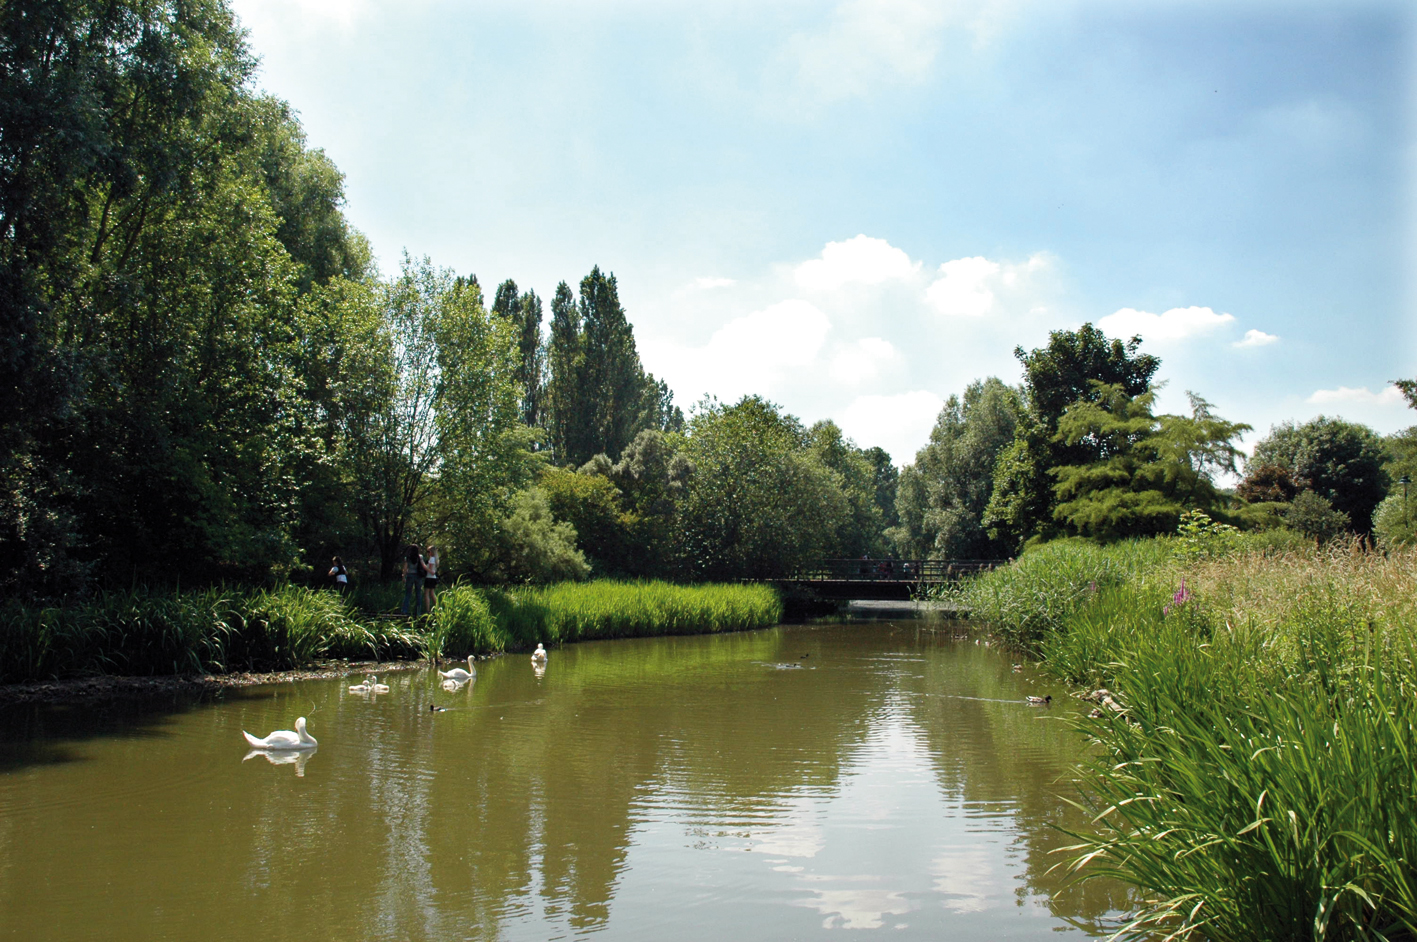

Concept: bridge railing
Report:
left=790, top=558, right=1002, bottom=582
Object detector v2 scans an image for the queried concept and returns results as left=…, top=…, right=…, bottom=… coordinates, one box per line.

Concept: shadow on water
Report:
left=0, top=688, right=265, bottom=773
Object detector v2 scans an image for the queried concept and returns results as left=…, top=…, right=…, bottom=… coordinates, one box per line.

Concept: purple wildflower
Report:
left=1164, top=579, right=1192, bottom=616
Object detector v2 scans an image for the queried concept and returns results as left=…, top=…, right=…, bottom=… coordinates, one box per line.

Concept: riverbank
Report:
left=0, top=581, right=783, bottom=688
left=954, top=535, right=1417, bottom=941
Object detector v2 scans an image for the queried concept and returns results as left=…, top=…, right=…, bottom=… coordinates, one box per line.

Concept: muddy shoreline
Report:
left=0, top=658, right=462, bottom=707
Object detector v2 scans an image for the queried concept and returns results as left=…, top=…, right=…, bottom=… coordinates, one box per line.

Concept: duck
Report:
left=530, top=643, right=548, bottom=663
left=429, top=703, right=448, bottom=713
left=242, top=717, right=318, bottom=750
left=370, top=676, right=391, bottom=694
left=348, top=677, right=373, bottom=694
left=438, top=655, right=476, bottom=682
left=1025, top=695, right=1052, bottom=706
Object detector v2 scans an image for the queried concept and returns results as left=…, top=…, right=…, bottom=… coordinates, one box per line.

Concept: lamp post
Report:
left=1401, top=475, right=1411, bottom=527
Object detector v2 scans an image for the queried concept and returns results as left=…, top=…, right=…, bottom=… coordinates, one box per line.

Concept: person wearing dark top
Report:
left=400, top=544, right=426, bottom=616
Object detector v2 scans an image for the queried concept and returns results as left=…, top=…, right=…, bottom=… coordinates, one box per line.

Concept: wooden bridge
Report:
left=770, top=558, right=1002, bottom=601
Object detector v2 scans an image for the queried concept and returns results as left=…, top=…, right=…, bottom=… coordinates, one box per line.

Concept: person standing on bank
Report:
left=423, top=545, right=439, bottom=611
left=400, top=544, right=426, bottom=617
left=329, top=556, right=349, bottom=596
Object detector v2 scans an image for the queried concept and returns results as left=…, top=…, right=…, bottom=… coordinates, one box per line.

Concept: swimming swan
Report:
left=348, top=677, right=372, bottom=694
left=438, top=655, right=476, bottom=682
left=531, top=643, right=548, bottom=663
left=371, top=676, right=390, bottom=694
left=242, top=716, right=318, bottom=750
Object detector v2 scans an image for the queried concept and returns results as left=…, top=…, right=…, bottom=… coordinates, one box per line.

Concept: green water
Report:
left=0, top=622, right=1130, bottom=940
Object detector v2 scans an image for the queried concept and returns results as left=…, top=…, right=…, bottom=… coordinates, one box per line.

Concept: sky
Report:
left=230, top=0, right=1416, bottom=465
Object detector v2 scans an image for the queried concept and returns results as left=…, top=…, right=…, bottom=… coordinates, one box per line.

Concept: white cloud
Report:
left=643, top=299, right=832, bottom=404
left=794, top=235, right=921, bottom=291
left=1097, top=305, right=1235, bottom=342
left=679, top=276, right=736, bottom=293
left=1307, top=385, right=1404, bottom=406
left=924, top=252, right=1052, bottom=318
left=828, top=337, right=902, bottom=384
left=1234, top=328, right=1280, bottom=348
left=838, top=391, right=944, bottom=464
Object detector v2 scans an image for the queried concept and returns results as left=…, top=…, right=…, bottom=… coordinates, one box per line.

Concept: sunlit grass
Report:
left=428, top=581, right=783, bottom=658
left=957, top=538, right=1417, bottom=940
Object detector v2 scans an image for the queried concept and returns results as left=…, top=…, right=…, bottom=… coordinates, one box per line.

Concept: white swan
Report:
left=438, top=655, right=476, bottom=682
left=530, top=643, right=548, bottom=663
left=348, top=677, right=372, bottom=694
left=371, top=676, right=390, bottom=694
left=242, top=716, right=318, bottom=750
left=441, top=677, right=468, bottom=692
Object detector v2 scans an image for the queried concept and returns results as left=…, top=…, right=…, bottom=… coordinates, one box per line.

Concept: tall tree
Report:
left=490, top=279, right=545, bottom=429
left=1246, top=417, right=1389, bottom=533
left=578, top=266, right=642, bottom=461
left=544, top=280, right=585, bottom=465
left=984, top=325, right=1162, bottom=549
left=1049, top=385, right=1248, bottom=539
left=676, top=397, right=849, bottom=579
left=892, top=378, right=1022, bottom=559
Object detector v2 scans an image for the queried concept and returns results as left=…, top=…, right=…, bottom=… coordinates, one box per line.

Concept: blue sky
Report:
left=231, top=0, right=1415, bottom=465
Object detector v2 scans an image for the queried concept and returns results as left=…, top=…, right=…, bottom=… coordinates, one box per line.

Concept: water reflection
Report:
left=242, top=747, right=317, bottom=777
left=0, top=623, right=1126, bottom=941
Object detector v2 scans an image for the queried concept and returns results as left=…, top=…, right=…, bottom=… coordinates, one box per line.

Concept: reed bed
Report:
left=428, top=581, right=783, bottom=658
left=957, top=538, right=1417, bottom=941
left=0, top=586, right=423, bottom=682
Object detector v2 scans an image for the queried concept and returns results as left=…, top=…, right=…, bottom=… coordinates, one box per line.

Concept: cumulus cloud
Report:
left=1307, top=385, right=1405, bottom=406
left=829, top=337, right=902, bottom=384
left=643, top=299, right=832, bottom=403
left=795, top=235, right=921, bottom=291
left=1097, top=305, right=1236, bottom=342
left=924, top=253, right=1051, bottom=318
left=838, top=391, right=945, bottom=464
left=1234, top=329, right=1279, bottom=348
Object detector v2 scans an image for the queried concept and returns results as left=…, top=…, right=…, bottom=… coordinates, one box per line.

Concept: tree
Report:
left=1249, top=417, right=1389, bottom=533
left=544, top=280, right=586, bottom=465
left=490, top=280, right=545, bottom=429
left=1047, top=385, right=1248, bottom=540
left=676, top=397, right=849, bottom=579
left=984, top=325, right=1162, bottom=548
left=891, top=378, right=1021, bottom=559
left=806, top=420, right=891, bottom=558
left=1284, top=491, right=1350, bottom=546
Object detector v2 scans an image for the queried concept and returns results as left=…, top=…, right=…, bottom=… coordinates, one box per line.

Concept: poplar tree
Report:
left=545, top=281, right=584, bottom=464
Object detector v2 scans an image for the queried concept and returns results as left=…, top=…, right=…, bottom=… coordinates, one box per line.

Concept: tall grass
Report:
left=957, top=538, right=1417, bottom=941
left=426, top=581, right=783, bottom=659
left=0, top=586, right=423, bottom=683
left=0, top=581, right=784, bottom=680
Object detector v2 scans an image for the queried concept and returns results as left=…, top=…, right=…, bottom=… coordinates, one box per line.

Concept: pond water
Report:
left=0, top=621, right=1131, bottom=941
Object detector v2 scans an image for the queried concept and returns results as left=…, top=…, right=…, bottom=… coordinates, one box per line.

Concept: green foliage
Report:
left=1285, top=490, right=1351, bottom=544
left=1250, top=416, right=1389, bottom=533
left=893, top=377, right=1022, bottom=558
left=676, top=397, right=849, bottom=579
left=1373, top=491, right=1416, bottom=551
left=542, top=267, right=682, bottom=467
left=959, top=540, right=1417, bottom=940
left=806, top=419, right=892, bottom=557
left=1049, top=385, right=1248, bottom=540
left=984, top=325, right=1163, bottom=548
left=0, top=586, right=421, bottom=683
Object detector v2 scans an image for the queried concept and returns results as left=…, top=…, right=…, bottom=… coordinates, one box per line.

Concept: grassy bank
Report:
left=427, top=581, right=784, bottom=660
left=955, top=536, right=1417, bottom=941
left=0, top=581, right=783, bottom=684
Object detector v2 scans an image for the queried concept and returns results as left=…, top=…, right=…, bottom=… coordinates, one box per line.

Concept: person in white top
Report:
left=422, top=545, right=440, bottom=611
left=328, top=556, right=349, bottom=596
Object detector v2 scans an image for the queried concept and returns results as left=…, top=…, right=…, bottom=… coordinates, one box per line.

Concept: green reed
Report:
left=427, top=581, right=783, bottom=658
left=958, top=539, right=1417, bottom=941
left=0, top=586, right=422, bottom=682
